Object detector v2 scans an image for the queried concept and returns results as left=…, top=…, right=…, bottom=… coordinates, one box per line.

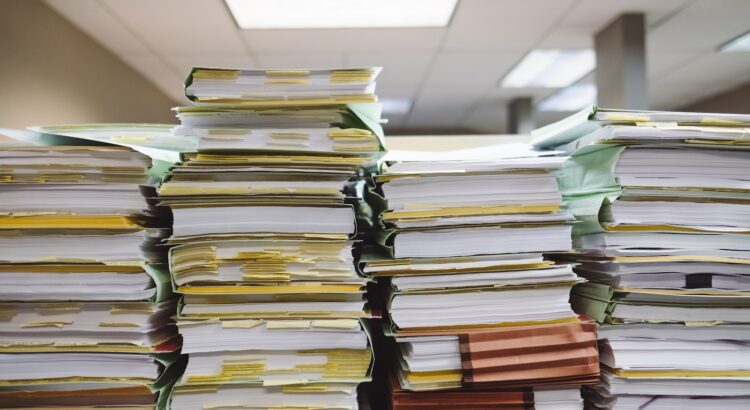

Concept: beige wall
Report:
left=679, top=80, right=750, bottom=114
left=0, top=0, right=176, bottom=129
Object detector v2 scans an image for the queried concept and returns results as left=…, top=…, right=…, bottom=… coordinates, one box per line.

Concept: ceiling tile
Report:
left=648, top=0, right=750, bottom=51
left=559, top=0, right=688, bottom=28
left=100, top=0, right=247, bottom=54
left=346, top=53, right=433, bottom=86
left=45, top=0, right=148, bottom=55
left=254, top=54, right=345, bottom=68
left=653, top=53, right=750, bottom=87
left=165, top=53, right=258, bottom=76
left=443, top=0, right=576, bottom=52
left=118, top=54, right=186, bottom=104
left=424, top=52, right=523, bottom=88
left=536, top=26, right=594, bottom=48
left=241, top=28, right=445, bottom=54
left=646, top=50, right=699, bottom=78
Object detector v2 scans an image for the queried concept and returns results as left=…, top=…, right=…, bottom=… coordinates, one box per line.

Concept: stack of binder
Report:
left=161, top=67, right=385, bottom=409
left=361, top=147, right=599, bottom=408
left=0, top=142, right=179, bottom=408
left=533, top=107, right=750, bottom=409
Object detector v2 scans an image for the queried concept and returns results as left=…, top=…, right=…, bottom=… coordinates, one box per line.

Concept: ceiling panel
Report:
left=117, top=54, right=186, bottom=104
left=164, top=53, right=259, bottom=77
left=560, top=0, right=688, bottom=28
left=45, top=0, right=148, bottom=55
left=240, top=28, right=446, bottom=54
left=443, top=0, right=577, bottom=52
left=535, top=26, right=594, bottom=48
left=423, top=52, right=523, bottom=88
left=101, top=0, right=247, bottom=54
left=646, top=50, right=700, bottom=78
left=648, top=0, right=750, bottom=51
left=346, top=53, right=433, bottom=87
left=254, top=54, right=345, bottom=69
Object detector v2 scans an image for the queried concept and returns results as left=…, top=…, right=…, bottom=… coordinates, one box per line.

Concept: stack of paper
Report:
left=533, top=106, right=750, bottom=409
left=162, top=67, right=384, bottom=409
left=360, top=145, right=599, bottom=406
left=0, top=142, right=179, bottom=408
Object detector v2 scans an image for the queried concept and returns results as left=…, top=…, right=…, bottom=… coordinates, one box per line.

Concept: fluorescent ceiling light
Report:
left=537, top=82, right=597, bottom=112
left=380, top=98, right=413, bottom=115
left=501, top=49, right=595, bottom=88
left=719, top=30, right=750, bottom=52
left=225, top=0, right=458, bottom=29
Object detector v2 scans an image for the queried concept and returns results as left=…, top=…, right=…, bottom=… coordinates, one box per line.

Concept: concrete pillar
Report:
left=508, top=97, right=534, bottom=134
left=594, top=13, right=648, bottom=109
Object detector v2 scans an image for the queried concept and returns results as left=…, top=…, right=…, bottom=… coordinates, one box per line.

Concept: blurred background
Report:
left=2, top=0, right=749, bottom=135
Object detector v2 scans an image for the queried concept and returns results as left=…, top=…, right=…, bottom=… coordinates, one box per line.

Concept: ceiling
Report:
left=45, top=0, right=750, bottom=133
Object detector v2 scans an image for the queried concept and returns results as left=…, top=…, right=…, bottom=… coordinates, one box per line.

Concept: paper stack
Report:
left=161, top=67, right=385, bottom=409
left=532, top=106, right=750, bottom=409
left=0, top=139, right=179, bottom=408
left=361, top=145, right=599, bottom=408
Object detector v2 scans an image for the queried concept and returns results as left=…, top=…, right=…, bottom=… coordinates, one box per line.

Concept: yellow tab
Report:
left=98, top=322, right=140, bottom=327
left=221, top=319, right=263, bottom=329
left=311, top=319, right=360, bottom=329
left=266, top=320, right=311, bottom=330
left=263, top=378, right=308, bottom=387
left=112, top=135, right=151, bottom=142
left=685, top=320, right=723, bottom=327
left=21, top=321, right=72, bottom=328
left=383, top=205, right=559, bottom=220
left=0, top=215, right=140, bottom=230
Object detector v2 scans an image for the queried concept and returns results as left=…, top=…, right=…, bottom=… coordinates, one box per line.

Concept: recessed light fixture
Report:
left=225, top=0, right=458, bottom=29
left=500, top=49, right=596, bottom=88
left=537, top=82, right=597, bottom=112
left=380, top=98, right=413, bottom=115
left=719, top=30, right=750, bottom=52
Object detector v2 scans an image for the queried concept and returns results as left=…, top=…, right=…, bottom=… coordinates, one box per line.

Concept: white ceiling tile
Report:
left=653, top=53, right=750, bottom=87
left=45, top=0, right=148, bottom=55
left=559, top=0, right=688, bottom=28
left=649, top=53, right=750, bottom=109
left=346, top=53, right=433, bottom=86
left=241, top=28, right=445, bottom=54
left=443, top=0, right=577, bottom=52
left=536, top=26, right=594, bottom=48
left=646, top=51, right=699, bottom=78
left=164, top=53, right=258, bottom=77
left=118, top=54, right=187, bottom=104
left=100, top=0, right=247, bottom=54
left=424, top=52, right=523, bottom=88
left=254, top=54, right=345, bottom=69
left=648, top=0, right=750, bottom=51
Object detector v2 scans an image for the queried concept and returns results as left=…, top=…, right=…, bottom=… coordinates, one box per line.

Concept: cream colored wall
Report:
left=0, top=0, right=177, bottom=129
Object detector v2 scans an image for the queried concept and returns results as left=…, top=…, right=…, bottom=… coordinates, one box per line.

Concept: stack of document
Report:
left=533, top=106, right=750, bottom=409
left=162, top=67, right=385, bottom=409
left=361, top=145, right=599, bottom=406
left=0, top=143, right=179, bottom=408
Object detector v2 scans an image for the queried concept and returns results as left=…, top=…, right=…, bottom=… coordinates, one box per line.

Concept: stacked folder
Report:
left=0, top=141, right=179, bottom=408
left=533, top=106, right=750, bottom=409
left=361, top=146, right=599, bottom=407
left=161, top=67, right=385, bottom=409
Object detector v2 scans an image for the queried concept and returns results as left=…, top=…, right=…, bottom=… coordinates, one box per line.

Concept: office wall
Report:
left=0, top=0, right=176, bottom=129
left=679, top=80, right=750, bottom=114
